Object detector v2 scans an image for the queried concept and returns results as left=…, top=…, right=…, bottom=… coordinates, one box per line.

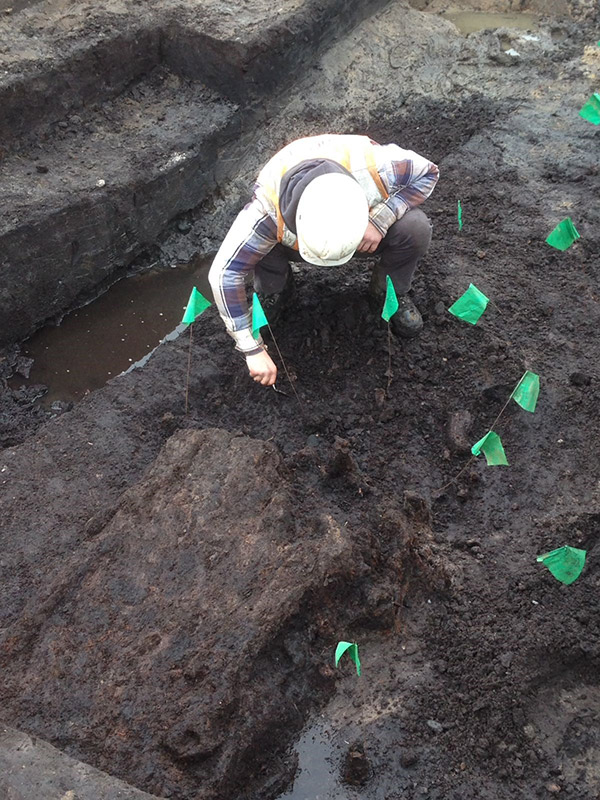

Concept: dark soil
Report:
left=0, top=362, right=448, bottom=799
left=3, top=190, right=600, bottom=798
left=2, top=1, right=600, bottom=799
left=0, top=344, right=53, bottom=446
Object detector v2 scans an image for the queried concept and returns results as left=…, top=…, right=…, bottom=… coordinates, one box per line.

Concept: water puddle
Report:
left=11, top=255, right=213, bottom=406
left=445, top=11, right=538, bottom=34
left=277, top=719, right=342, bottom=800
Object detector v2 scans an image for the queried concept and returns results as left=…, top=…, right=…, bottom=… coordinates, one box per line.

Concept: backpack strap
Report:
left=364, top=142, right=389, bottom=200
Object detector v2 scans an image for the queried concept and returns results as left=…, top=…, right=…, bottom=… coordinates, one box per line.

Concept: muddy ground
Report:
left=2, top=0, right=600, bottom=798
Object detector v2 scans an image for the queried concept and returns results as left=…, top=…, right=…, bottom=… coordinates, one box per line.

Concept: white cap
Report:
left=295, top=173, right=369, bottom=266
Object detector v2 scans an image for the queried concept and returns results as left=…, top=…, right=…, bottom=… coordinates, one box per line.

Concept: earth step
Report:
left=0, top=66, right=237, bottom=344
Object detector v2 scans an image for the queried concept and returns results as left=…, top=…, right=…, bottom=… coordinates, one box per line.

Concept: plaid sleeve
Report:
left=208, top=197, right=278, bottom=356
left=369, top=145, right=439, bottom=235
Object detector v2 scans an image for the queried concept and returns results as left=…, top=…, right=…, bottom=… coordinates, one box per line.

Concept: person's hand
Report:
left=246, top=350, right=278, bottom=386
left=357, top=221, right=383, bottom=253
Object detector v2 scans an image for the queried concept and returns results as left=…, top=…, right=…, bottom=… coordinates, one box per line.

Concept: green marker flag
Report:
left=182, top=287, right=211, bottom=325
left=457, top=200, right=463, bottom=231
left=579, top=92, right=600, bottom=125
left=537, top=545, right=586, bottom=585
left=251, top=292, right=268, bottom=340
left=381, top=275, right=399, bottom=322
left=471, top=431, right=508, bottom=466
left=335, top=641, right=361, bottom=676
left=511, top=370, right=540, bottom=413
left=546, top=218, right=581, bottom=251
left=448, top=283, right=489, bottom=325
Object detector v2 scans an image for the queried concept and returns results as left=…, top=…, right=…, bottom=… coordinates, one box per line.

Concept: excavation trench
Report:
left=0, top=0, right=395, bottom=347
left=2, top=0, right=600, bottom=799
left=8, top=88, right=503, bottom=412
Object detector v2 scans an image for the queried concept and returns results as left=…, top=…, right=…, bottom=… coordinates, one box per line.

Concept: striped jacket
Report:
left=208, top=134, right=439, bottom=355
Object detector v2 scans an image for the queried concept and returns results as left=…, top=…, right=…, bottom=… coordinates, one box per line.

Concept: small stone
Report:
left=500, top=652, right=514, bottom=668
left=546, top=783, right=561, bottom=793
left=569, top=372, right=591, bottom=387
left=434, top=301, right=446, bottom=315
left=13, top=383, right=47, bottom=403
left=379, top=406, right=395, bottom=423
left=177, top=219, right=193, bottom=234
left=326, top=438, right=355, bottom=478
left=403, top=490, right=430, bottom=523
left=15, top=356, right=34, bottom=378
left=446, top=409, right=473, bottom=454
left=341, top=741, right=371, bottom=786
left=58, top=120, right=68, bottom=129
left=426, top=719, right=443, bottom=733
left=95, top=179, right=106, bottom=188
left=399, top=749, right=418, bottom=768
left=374, top=387, right=386, bottom=408
left=523, top=723, right=537, bottom=740
left=477, top=250, right=487, bottom=259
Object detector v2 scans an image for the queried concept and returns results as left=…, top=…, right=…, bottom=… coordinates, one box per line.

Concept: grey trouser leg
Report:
left=254, top=245, right=295, bottom=294
left=255, top=207, right=432, bottom=295
left=374, top=208, right=433, bottom=295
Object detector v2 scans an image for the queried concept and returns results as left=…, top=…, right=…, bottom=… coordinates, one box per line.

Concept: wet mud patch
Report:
left=10, top=256, right=213, bottom=407
left=0, top=255, right=212, bottom=446
left=443, top=11, right=538, bottom=34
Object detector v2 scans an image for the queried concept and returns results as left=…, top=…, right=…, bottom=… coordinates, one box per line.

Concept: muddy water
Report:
left=445, top=11, right=538, bottom=34
left=277, top=720, right=342, bottom=800
left=14, top=256, right=213, bottom=405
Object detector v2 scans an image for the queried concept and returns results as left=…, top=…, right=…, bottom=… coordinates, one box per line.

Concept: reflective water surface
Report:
left=13, top=256, right=213, bottom=405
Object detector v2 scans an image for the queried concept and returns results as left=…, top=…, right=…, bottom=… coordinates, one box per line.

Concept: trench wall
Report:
left=0, top=0, right=390, bottom=346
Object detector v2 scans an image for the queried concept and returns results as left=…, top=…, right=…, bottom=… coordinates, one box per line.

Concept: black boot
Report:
left=390, top=294, right=423, bottom=338
left=368, top=273, right=423, bottom=338
left=255, top=268, right=295, bottom=326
